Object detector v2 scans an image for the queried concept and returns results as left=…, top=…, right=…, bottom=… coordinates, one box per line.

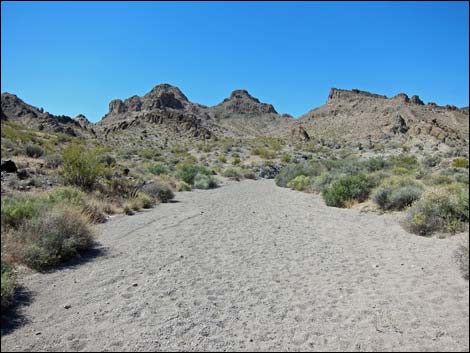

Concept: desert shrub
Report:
left=1, top=193, right=49, bottom=229
left=142, top=182, right=174, bottom=203
left=45, top=153, right=63, bottom=168
left=452, top=157, right=469, bottom=169
left=149, top=163, right=169, bottom=175
left=223, top=168, right=243, bottom=179
left=5, top=207, right=94, bottom=270
left=393, top=167, right=410, bottom=175
left=126, top=192, right=154, bottom=211
left=193, top=173, right=217, bottom=189
left=281, top=153, right=292, bottom=163
left=61, top=144, right=104, bottom=190
left=175, top=180, right=191, bottom=191
left=218, top=155, right=227, bottom=163
left=422, top=154, right=441, bottom=168
left=98, top=154, right=116, bottom=167
left=232, top=157, right=241, bottom=165
left=275, top=162, right=320, bottom=187
left=389, top=154, right=419, bottom=170
left=175, top=163, right=212, bottom=185
left=82, top=198, right=107, bottom=223
left=321, top=173, right=371, bottom=208
left=1, top=260, right=16, bottom=310
left=287, top=175, right=311, bottom=191
left=243, top=170, right=257, bottom=180
left=404, top=185, right=469, bottom=236
left=25, top=144, right=44, bottom=158
left=48, top=186, right=86, bottom=206
left=252, top=147, right=276, bottom=159
left=104, top=178, right=139, bottom=199
left=373, top=185, right=423, bottom=210
left=123, top=205, right=134, bottom=215
left=363, top=156, right=389, bottom=172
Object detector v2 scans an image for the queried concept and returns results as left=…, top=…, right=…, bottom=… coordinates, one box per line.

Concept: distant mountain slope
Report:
left=2, top=86, right=468, bottom=149
left=1, top=93, right=95, bottom=137
left=297, top=88, right=469, bottom=148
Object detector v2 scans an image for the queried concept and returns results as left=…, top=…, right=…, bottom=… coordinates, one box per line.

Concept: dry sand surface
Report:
left=1, top=180, right=469, bottom=352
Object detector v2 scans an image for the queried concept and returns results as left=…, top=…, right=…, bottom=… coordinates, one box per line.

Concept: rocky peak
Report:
left=410, top=95, right=424, bottom=105
left=392, top=93, right=410, bottom=103
left=217, top=89, right=277, bottom=115
left=327, top=88, right=387, bottom=103
left=74, top=114, right=92, bottom=127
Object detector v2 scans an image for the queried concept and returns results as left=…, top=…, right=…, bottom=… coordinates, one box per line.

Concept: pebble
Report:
left=132, top=283, right=138, bottom=287
left=64, top=304, right=72, bottom=309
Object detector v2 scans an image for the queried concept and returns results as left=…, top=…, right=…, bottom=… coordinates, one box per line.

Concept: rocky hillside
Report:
left=298, top=88, right=469, bottom=149
left=96, top=84, right=295, bottom=145
left=1, top=93, right=94, bottom=138
left=2, top=85, right=468, bottom=149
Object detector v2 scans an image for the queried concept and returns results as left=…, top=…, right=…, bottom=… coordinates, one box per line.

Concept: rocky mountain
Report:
left=96, top=84, right=294, bottom=143
left=298, top=88, right=469, bottom=149
left=1, top=93, right=93, bottom=137
left=2, top=85, right=468, bottom=149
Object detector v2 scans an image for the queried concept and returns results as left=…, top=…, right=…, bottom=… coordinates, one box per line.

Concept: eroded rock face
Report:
left=290, top=126, right=310, bottom=141
left=216, top=89, right=277, bottom=115
left=392, top=93, right=410, bottom=103
left=410, top=95, right=424, bottom=105
left=109, top=99, right=127, bottom=114
left=392, top=115, right=409, bottom=134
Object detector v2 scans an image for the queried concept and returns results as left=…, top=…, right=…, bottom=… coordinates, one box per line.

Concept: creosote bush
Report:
left=193, top=173, right=217, bottom=189
left=142, top=182, right=174, bottom=203
left=322, top=174, right=371, bottom=208
left=4, top=207, right=94, bottom=270
left=61, top=143, right=105, bottom=190
left=25, top=144, right=44, bottom=158
left=404, top=185, right=469, bottom=236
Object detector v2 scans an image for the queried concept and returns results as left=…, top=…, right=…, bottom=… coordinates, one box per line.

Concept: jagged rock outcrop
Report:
left=300, top=87, right=469, bottom=147
left=290, top=126, right=310, bottom=142
left=1, top=92, right=90, bottom=137
left=214, top=89, right=277, bottom=115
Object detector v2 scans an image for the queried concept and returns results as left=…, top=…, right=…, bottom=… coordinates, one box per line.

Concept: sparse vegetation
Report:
left=4, top=207, right=94, bottom=270
left=1, top=260, right=16, bottom=311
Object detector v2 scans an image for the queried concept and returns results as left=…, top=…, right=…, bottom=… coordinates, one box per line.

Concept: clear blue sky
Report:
left=1, top=1, right=469, bottom=122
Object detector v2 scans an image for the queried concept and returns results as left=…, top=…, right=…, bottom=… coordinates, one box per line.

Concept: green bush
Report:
left=175, top=163, right=212, bottom=185
left=389, top=154, right=419, bottom=170
left=287, top=175, right=311, bottom=191
left=363, top=156, right=389, bottom=172
left=149, top=163, right=169, bottom=175
left=322, top=174, right=371, bottom=207
left=1, top=261, right=16, bottom=311
left=45, top=153, right=63, bottom=168
left=232, top=157, right=241, bottom=165
left=223, top=168, right=243, bottom=179
left=1, top=193, right=49, bottom=229
left=404, top=185, right=469, bottom=236
left=193, top=173, right=217, bottom=189
left=452, top=158, right=469, bottom=169
left=5, top=207, right=94, bottom=270
left=142, top=183, right=174, bottom=203
left=25, top=144, right=44, bottom=158
left=217, top=155, right=227, bottom=163
left=61, top=144, right=105, bottom=190
left=252, top=147, right=276, bottom=159
left=275, top=162, right=321, bottom=187
left=373, top=186, right=423, bottom=210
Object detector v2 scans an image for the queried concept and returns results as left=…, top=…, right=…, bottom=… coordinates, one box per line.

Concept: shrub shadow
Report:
left=1, top=285, right=33, bottom=336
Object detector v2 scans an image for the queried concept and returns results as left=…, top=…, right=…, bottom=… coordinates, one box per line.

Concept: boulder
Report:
left=1, top=159, right=17, bottom=173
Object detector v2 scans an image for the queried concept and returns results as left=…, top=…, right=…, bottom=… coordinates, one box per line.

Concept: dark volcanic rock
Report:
left=410, top=95, right=424, bottom=105
left=1, top=160, right=18, bottom=173
left=290, top=126, right=310, bottom=141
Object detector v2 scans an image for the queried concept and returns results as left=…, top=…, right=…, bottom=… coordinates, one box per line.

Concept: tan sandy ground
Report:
left=1, top=180, right=468, bottom=352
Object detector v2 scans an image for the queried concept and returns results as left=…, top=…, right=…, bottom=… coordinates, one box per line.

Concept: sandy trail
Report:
left=1, top=180, right=468, bottom=351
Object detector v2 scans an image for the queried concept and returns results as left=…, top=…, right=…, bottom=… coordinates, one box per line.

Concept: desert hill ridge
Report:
left=2, top=84, right=468, bottom=147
